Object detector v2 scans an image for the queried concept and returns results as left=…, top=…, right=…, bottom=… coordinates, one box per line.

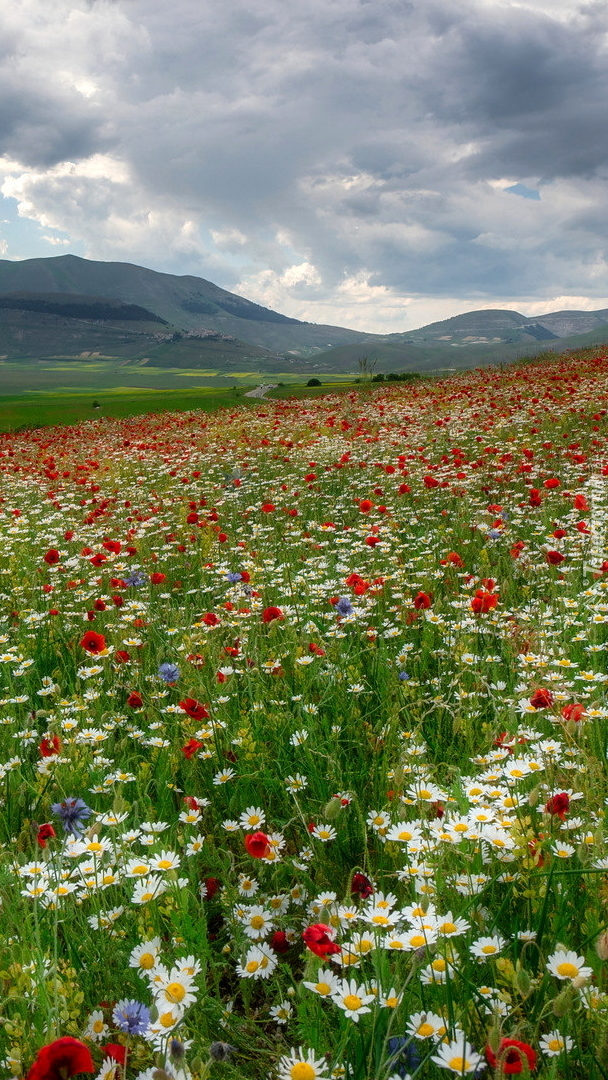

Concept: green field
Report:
left=0, top=365, right=363, bottom=431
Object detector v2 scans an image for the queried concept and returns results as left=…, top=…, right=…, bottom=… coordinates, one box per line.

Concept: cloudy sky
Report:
left=0, top=0, right=607, bottom=332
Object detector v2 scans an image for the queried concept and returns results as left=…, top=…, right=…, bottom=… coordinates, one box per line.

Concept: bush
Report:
left=306, top=378, right=322, bottom=387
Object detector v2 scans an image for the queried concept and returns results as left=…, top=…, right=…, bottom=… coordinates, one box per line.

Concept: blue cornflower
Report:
left=335, top=596, right=354, bottom=616
left=398, top=671, right=410, bottom=681
left=386, top=1036, right=422, bottom=1078
left=124, top=570, right=147, bottom=587
left=226, top=571, right=243, bottom=583
left=487, top=529, right=502, bottom=539
left=51, top=797, right=92, bottom=836
left=112, top=999, right=150, bottom=1035
left=158, top=662, right=180, bottom=683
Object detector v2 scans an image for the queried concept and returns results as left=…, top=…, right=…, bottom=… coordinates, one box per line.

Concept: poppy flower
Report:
left=545, top=792, right=570, bottom=820
left=101, top=1044, right=126, bottom=1065
left=485, top=1037, right=537, bottom=1074
left=561, top=703, right=585, bottom=722
left=26, top=1037, right=94, bottom=1080
left=36, top=823, right=57, bottom=849
left=546, top=550, right=565, bottom=566
left=358, top=499, right=374, bottom=512
left=182, top=738, right=204, bottom=759
left=413, top=591, right=432, bottom=609
left=270, top=930, right=291, bottom=954
left=351, top=872, right=374, bottom=899
left=261, top=606, right=283, bottom=623
left=126, top=691, right=143, bottom=708
left=244, top=831, right=271, bottom=858
left=179, top=698, right=209, bottom=720
left=43, top=549, right=60, bottom=566
left=302, top=923, right=341, bottom=957
left=201, top=876, right=221, bottom=899
left=471, top=589, right=498, bottom=613
left=150, top=572, right=166, bottom=584
left=79, top=630, right=107, bottom=654
left=530, top=688, right=553, bottom=709
left=39, top=735, right=61, bottom=757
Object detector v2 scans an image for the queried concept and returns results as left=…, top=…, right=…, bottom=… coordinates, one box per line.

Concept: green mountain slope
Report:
left=0, top=255, right=367, bottom=355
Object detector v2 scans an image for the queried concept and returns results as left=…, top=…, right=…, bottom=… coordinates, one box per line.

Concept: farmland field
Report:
left=3, top=347, right=608, bottom=1080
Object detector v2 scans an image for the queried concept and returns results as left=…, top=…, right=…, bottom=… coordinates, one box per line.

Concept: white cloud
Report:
left=0, top=0, right=606, bottom=331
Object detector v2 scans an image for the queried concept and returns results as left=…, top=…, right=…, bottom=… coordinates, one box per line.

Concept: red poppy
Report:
left=358, top=499, right=374, bottom=512
left=79, top=630, right=107, bottom=654
left=114, top=650, right=131, bottom=663
left=351, top=872, right=374, bottom=899
left=179, top=698, right=209, bottom=720
left=150, top=572, right=166, bottom=584
left=102, top=540, right=122, bottom=554
left=39, top=735, right=61, bottom=757
left=244, top=831, right=271, bottom=858
left=471, top=589, right=498, bottom=613
left=36, top=823, right=57, bottom=849
left=529, top=688, right=553, bottom=709
left=270, top=930, right=291, bottom=954
left=260, top=502, right=276, bottom=512
left=201, top=613, right=219, bottom=626
left=261, top=606, right=283, bottom=623
left=545, top=549, right=565, bottom=566
left=543, top=477, right=560, bottom=489
left=545, top=792, right=570, bottom=820
left=101, top=1045, right=126, bottom=1065
left=26, top=1037, right=94, bottom=1080
left=441, top=551, right=464, bottom=567
left=573, top=493, right=590, bottom=511
left=413, top=591, right=432, bottom=609
left=182, top=738, right=204, bottom=758
left=302, top=923, right=341, bottom=957
left=89, top=553, right=107, bottom=567
left=126, top=691, right=143, bottom=708
left=485, top=1038, right=537, bottom=1075
left=43, top=549, right=60, bottom=566
left=201, top=876, right=221, bottom=899
left=561, top=702, right=585, bottom=722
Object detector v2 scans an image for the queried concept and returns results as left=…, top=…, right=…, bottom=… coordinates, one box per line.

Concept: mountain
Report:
left=0, top=255, right=367, bottom=356
left=0, top=254, right=607, bottom=372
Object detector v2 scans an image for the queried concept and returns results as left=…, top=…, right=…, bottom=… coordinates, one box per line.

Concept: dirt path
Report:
left=243, top=383, right=278, bottom=398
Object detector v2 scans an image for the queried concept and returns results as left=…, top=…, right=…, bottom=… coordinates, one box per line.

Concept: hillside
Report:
left=0, top=255, right=367, bottom=355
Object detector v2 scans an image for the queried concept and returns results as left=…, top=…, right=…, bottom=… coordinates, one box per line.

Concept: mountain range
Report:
left=0, top=254, right=607, bottom=373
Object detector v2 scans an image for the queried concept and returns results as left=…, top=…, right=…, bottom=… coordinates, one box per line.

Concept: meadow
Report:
left=2, top=348, right=608, bottom=1080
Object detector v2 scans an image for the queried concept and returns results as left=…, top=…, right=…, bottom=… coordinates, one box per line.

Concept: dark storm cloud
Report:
left=1, top=0, right=607, bottom=329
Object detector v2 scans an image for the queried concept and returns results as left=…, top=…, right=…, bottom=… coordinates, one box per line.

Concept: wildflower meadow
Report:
left=3, top=348, right=608, bottom=1080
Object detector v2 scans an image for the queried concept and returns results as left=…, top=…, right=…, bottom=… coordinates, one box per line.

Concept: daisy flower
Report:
left=546, top=948, right=593, bottom=981
left=332, top=978, right=375, bottom=1022
left=430, top=1037, right=484, bottom=1073
left=276, top=1046, right=330, bottom=1080
left=540, top=1030, right=574, bottom=1056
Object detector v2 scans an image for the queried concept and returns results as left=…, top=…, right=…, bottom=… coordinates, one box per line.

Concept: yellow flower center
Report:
left=88, top=842, right=103, bottom=852
left=448, top=1058, right=468, bottom=1072
left=140, top=892, right=154, bottom=903
left=481, top=944, right=497, bottom=954
left=166, top=982, right=186, bottom=1003
left=454, top=823, right=469, bottom=832
left=159, top=1011, right=177, bottom=1028
left=417, top=1022, right=434, bottom=1037
left=290, top=1065, right=316, bottom=1080
left=316, top=981, right=332, bottom=995
left=397, top=829, right=414, bottom=841
left=250, top=915, right=265, bottom=929
left=440, top=922, right=457, bottom=935
left=157, top=859, right=173, bottom=869
left=246, top=960, right=260, bottom=973
left=557, top=961, right=579, bottom=978
left=139, top=952, right=155, bottom=969
left=372, top=914, right=389, bottom=924
left=132, top=864, right=148, bottom=875
left=343, top=994, right=363, bottom=1010
left=388, top=940, right=404, bottom=949
left=432, top=959, right=446, bottom=972
left=385, top=996, right=399, bottom=1008
left=548, top=1038, right=563, bottom=1052
left=409, top=934, right=426, bottom=948
left=93, top=1019, right=104, bottom=1032
left=358, top=939, right=374, bottom=953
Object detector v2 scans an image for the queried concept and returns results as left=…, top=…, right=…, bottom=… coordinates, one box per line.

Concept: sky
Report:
left=0, top=0, right=607, bottom=334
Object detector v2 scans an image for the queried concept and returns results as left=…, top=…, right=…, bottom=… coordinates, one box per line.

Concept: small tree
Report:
left=358, top=356, right=377, bottom=381
left=306, top=378, right=322, bottom=387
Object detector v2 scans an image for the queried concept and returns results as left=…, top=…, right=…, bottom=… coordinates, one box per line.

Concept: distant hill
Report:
left=0, top=255, right=606, bottom=372
left=0, top=255, right=367, bottom=356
